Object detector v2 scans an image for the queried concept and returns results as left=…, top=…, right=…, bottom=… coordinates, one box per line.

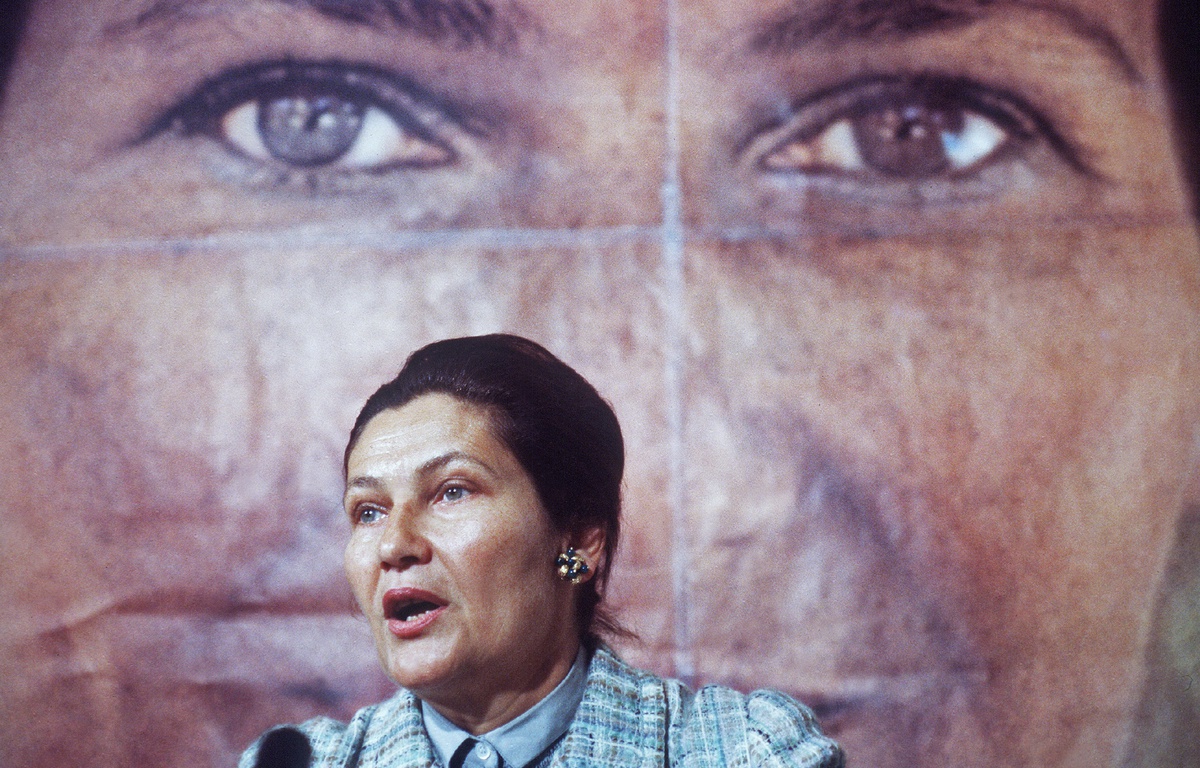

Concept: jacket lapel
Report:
left=550, top=647, right=671, bottom=768
left=358, top=689, right=439, bottom=768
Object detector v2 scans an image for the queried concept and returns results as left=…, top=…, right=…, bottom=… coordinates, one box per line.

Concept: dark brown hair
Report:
left=345, top=334, right=628, bottom=647
left=1160, top=0, right=1200, bottom=219
left=0, top=0, right=32, bottom=108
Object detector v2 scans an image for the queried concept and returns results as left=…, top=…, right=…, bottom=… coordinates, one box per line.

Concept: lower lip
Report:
left=386, top=606, right=446, bottom=639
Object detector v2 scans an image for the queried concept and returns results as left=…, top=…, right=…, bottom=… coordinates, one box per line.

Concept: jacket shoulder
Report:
left=237, top=689, right=431, bottom=768
left=674, top=685, right=845, bottom=768
left=553, top=646, right=680, bottom=766
left=566, top=647, right=842, bottom=768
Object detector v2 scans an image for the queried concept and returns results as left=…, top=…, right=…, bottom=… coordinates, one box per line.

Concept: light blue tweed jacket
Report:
left=240, top=646, right=845, bottom=767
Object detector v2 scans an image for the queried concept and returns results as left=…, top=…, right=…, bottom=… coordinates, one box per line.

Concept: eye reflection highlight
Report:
left=764, top=103, right=1008, bottom=177
left=222, top=96, right=451, bottom=168
left=754, top=76, right=1070, bottom=182
left=143, top=60, right=460, bottom=174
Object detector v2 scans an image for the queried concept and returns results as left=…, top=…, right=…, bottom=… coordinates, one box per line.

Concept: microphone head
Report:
left=254, top=726, right=313, bottom=768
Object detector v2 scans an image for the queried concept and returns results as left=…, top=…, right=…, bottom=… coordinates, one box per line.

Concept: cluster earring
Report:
left=555, top=547, right=590, bottom=584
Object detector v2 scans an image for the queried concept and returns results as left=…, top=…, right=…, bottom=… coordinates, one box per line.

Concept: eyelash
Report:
left=353, top=504, right=386, bottom=525
left=436, top=481, right=472, bottom=503
left=138, top=60, right=465, bottom=179
left=135, top=64, right=1085, bottom=207
left=348, top=479, right=472, bottom=523
left=744, top=74, right=1091, bottom=192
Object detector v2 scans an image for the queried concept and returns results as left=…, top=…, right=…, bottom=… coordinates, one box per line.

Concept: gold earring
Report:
left=555, top=547, right=590, bottom=584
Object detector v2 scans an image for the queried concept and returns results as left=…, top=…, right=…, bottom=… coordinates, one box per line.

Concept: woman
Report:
left=241, top=334, right=844, bottom=767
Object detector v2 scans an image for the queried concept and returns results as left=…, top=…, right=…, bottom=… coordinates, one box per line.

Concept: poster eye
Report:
left=763, top=101, right=1009, bottom=178
left=221, top=94, right=452, bottom=169
left=754, top=77, right=1050, bottom=181
left=143, top=61, right=459, bottom=174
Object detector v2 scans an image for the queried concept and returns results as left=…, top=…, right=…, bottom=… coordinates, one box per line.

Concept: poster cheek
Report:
left=2, top=0, right=1198, bottom=765
left=680, top=226, right=1200, bottom=765
left=0, top=242, right=673, bottom=766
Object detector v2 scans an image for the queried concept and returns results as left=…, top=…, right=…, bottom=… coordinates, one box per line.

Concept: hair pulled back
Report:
left=345, top=334, right=627, bottom=647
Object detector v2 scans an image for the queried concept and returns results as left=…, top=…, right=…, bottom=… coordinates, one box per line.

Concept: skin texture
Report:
left=0, top=0, right=668, bottom=241
left=0, top=244, right=675, bottom=768
left=0, top=0, right=1197, bottom=767
left=671, top=3, right=1200, bottom=764
left=343, top=394, right=601, bottom=733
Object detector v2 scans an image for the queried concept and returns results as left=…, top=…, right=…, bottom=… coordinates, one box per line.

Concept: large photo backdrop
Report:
left=2, top=0, right=1198, bottom=766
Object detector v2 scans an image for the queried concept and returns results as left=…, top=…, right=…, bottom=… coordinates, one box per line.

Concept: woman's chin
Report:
left=378, top=637, right=460, bottom=693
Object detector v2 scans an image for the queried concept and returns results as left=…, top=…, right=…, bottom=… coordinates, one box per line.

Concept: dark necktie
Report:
left=448, top=738, right=478, bottom=768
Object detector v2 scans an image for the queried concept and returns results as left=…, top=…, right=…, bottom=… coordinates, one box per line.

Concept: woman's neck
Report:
left=423, top=636, right=584, bottom=735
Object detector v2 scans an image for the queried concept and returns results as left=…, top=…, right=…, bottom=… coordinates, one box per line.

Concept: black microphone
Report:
left=253, top=726, right=313, bottom=768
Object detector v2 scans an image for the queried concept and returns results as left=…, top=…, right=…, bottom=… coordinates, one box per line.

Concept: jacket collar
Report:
left=361, top=646, right=669, bottom=768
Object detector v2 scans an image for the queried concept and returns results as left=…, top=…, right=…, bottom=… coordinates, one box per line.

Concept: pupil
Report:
left=853, top=100, right=964, bottom=178
left=258, top=95, right=366, bottom=166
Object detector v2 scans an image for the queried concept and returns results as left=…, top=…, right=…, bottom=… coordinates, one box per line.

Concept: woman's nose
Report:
left=377, top=504, right=432, bottom=568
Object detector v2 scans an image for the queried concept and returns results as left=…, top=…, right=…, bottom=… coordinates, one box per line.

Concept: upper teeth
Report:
left=400, top=604, right=434, bottom=620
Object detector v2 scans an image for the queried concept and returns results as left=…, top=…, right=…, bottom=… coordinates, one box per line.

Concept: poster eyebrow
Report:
left=749, top=0, right=1140, bottom=83
left=108, top=0, right=533, bottom=52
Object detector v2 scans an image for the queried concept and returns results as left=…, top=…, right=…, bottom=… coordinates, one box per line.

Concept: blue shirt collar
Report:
left=421, top=647, right=589, bottom=768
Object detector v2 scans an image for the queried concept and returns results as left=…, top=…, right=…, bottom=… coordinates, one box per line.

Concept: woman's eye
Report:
left=754, top=77, right=1059, bottom=180
left=439, top=485, right=470, bottom=503
left=143, top=61, right=457, bottom=172
left=764, top=102, right=1007, bottom=178
left=221, top=94, right=450, bottom=169
left=356, top=506, right=385, bottom=525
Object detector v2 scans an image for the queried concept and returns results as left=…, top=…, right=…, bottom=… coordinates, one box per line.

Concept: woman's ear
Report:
left=568, top=526, right=606, bottom=584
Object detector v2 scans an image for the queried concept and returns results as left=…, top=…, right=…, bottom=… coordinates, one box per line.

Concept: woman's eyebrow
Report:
left=107, top=0, right=533, bottom=52
left=748, top=0, right=1140, bottom=82
left=345, top=475, right=386, bottom=496
left=415, top=450, right=496, bottom=479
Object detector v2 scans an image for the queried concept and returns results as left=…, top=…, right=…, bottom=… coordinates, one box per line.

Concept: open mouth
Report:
left=382, top=588, right=447, bottom=636
left=390, top=599, right=441, bottom=622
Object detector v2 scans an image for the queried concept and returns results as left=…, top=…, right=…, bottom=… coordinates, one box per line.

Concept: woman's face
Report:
left=342, top=393, right=581, bottom=727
